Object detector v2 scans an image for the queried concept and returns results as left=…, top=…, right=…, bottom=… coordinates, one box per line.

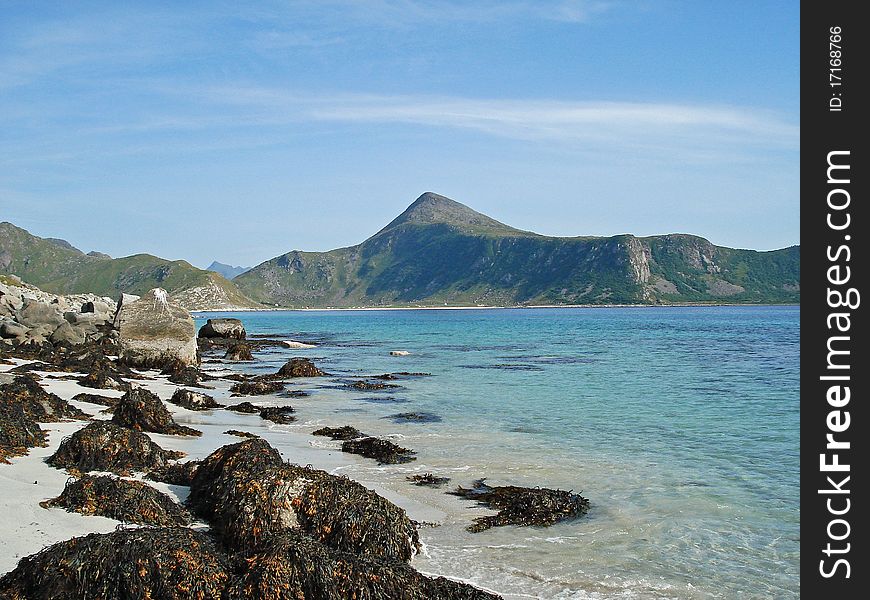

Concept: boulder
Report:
left=168, top=388, right=222, bottom=411
left=16, top=301, right=64, bottom=329
left=115, top=289, right=197, bottom=369
left=198, top=318, right=246, bottom=340
left=81, top=300, right=111, bottom=314
left=0, top=320, right=28, bottom=340
left=49, top=322, right=86, bottom=346
left=276, top=357, right=324, bottom=378
left=224, top=342, right=253, bottom=361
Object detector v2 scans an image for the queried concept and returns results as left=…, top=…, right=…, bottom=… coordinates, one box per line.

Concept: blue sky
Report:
left=0, top=1, right=799, bottom=268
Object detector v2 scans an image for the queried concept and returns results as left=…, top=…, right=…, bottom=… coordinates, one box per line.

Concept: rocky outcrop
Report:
left=114, top=288, right=197, bottom=369
left=224, top=342, right=253, bottom=361
left=276, top=357, right=324, bottom=378
left=0, top=280, right=115, bottom=348
left=198, top=318, right=246, bottom=340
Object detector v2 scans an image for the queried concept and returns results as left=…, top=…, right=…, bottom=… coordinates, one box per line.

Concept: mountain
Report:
left=206, top=261, right=251, bottom=280
left=235, top=192, right=800, bottom=307
left=0, top=222, right=255, bottom=311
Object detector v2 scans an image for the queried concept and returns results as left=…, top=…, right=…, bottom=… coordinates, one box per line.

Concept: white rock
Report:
left=389, top=350, right=411, bottom=356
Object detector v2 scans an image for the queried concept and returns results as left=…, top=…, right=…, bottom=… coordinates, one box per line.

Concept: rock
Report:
left=407, top=473, right=451, bottom=487
left=16, top=301, right=64, bottom=329
left=146, top=460, right=200, bottom=486
left=0, top=321, right=28, bottom=339
left=198, top=318, right=246, bottom=340
left=224, top=401, right=260, bottom=414
left=78, top=362, right=128, bottom=391
left=0, top=399, right=47, bottom=463
left=81, top=300, right=111, bottom=314
left=71, top=392, right=119, bottom=408
left=223, top=429, right=258, bottom=439
left=450, top=479, right=590, bottom=532
left=276, top=357, right=324, bottom=378
left=229, top=380, right=284, bottom=396
left=49, top=322, right=86, bottom=346
left=163, top=364, right=211, bottom=388
left=259, top=406, right=295, bottom=424
left=348, top=380, right=401, bottom=391
left=341, top=437, right=417, bottom=464
left=187, top=439, right=421, bottom=561
left=312, top=425, right=364, bottom=440
left=46, top=420, right=184, bottom=476
left=0, top=528, right=231, bottom=600
left=390, top=350, right=411, bottom=356
left=115, top=289, right=196, bottom=369
left=40, top=474, right=192, bottom=526
left=168, top=388, right=222, bottom=411
left=224, top=342, right=254, bottom=361
left=111, top=387, right=202, bottom=436
left=0, top=375, right=89, bottom=422
left=283, top=340, right=316, bottom=348
left=385, top=411, right=442, bottom=424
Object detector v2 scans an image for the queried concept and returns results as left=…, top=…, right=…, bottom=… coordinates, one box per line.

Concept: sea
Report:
left=194, top=306, right=800, bottom=600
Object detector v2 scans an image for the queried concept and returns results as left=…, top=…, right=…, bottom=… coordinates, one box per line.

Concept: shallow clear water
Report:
left=196, top=306, right=799, bottom=599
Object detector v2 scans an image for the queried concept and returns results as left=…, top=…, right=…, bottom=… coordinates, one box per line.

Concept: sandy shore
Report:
left=0, top=358, right=445, bottom=576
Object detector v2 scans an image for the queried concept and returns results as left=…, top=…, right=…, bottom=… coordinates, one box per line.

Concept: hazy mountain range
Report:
left=1, top=193, right=799, bottom=309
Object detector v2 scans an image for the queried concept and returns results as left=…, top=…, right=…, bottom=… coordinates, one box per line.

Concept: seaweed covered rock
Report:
left=226, top=531, right=501, bottom=600
left=40, top=474, right=192, bottom=526
left=407, top=473, right=450, bottom=487
left=146, top=460, right=200, bottom=486
left=224, top=343, right=254, bottom=361
left=168, top=388, right=222, bottom=411
left=111, top=387, right=201, bottom=436
left=188, top=439, right=419, bottom=562
left=71, top=392, right=118, bottom=408
left=450, top=479, right=590, bottom=532
left=161, top=361, right=211, bottom=388
left=187, top=438, right=283, bottom=517
left=349, top=380, right=401, bottom=391
left=115, top=288, right=198, bottom=369
left=312, top=425, right=364, bottom=440
left=47, top=421, right=184, bottom=476
left=0, top=403, right=46, bottom=463
left=77, top=363, right=128, bottom=391
left=341, top=437, right=416, bottom=464
left=225, top=429, right=259, bottom=438
left=0, top=527, right=231, bottom=600
left=0, top=375, right=88, bottom=421
left=198, top=317, right=246, bottom=340
left=259, top=406, right=296, bottom=424
left=276, top=357, right=324, bottom=378
left=225, top=401, right=260, bottom=413
left=230, top=380, right=284, bottom=396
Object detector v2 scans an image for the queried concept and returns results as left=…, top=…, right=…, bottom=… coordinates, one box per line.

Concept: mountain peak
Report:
left=381, top=192, right=520, bottom=234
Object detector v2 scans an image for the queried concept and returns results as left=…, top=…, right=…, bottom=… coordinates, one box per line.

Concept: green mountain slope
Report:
left=235, top=193, right=800, bottom=307
left=0, top=222, right=255, bottom=310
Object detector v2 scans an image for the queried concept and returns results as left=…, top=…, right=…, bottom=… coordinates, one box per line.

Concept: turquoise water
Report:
left=196, top=306, right=799, bottom=599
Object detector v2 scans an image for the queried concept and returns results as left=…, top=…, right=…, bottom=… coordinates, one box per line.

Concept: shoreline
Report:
left=194, top=302, right=800, bottom=314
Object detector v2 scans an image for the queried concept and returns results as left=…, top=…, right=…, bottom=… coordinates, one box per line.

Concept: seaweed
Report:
left=224, top=343, right=254, bottom=361
left=386, top=411, right=442, bottom=424
left=349, top=380, right=401, bottom=391
left=449, top=479, right=590, bottom=532
left=188, top=439, right=419, bottom=562
left=40, top=474, right=192, bottom=526
left=407, top=473, right=450, bottom=487
left=1, top=375, right=89, bottom=422
left=225, top=401, right=260, bottom=414
left=229, top=381, right=284, bottom=396
left=77, top=362, right=129, bottom=391
left=111, top=387, right=202, bottom=436
left=46, top=421, right=184, bottom=476
left=341, top=437, right=416, bottom=464
left=0, top=527, right=231, bottom=600
left=225, top=531, right=501, bottom=600
left=70, top=392, right=118, bottom=408
left=0, top=402, right=46, bottom=464
left=275, top=358, right=324, bottom=378
left=259, top=406, right=296, bottom=424
left=146, top=460, right=201, bottom=486
left=311, top=425, right=364, bottom=440
left=225, top=429, right=259, bottom=438
left=168, top=388, right=222, bottom=411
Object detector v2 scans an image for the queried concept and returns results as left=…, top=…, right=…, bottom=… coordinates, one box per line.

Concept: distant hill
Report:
left=235, top=192, right=800, bottom=307
left=0, top=222, right=255, bottom=311
left=206, top=261, right=251, bottom=280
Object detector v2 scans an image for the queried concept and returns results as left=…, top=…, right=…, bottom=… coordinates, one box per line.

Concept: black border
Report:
left=801, top=2, right=866, bottom=596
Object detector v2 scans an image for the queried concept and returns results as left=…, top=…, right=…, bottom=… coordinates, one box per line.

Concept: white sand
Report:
left=0, top=360, right=443, bottom=576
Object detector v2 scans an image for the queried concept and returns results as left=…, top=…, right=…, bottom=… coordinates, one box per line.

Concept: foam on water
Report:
left=195, top=306, right=799, bottom=599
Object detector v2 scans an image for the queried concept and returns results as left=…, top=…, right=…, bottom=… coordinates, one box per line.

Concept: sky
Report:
left=0, top=0, right=799, bottom=268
